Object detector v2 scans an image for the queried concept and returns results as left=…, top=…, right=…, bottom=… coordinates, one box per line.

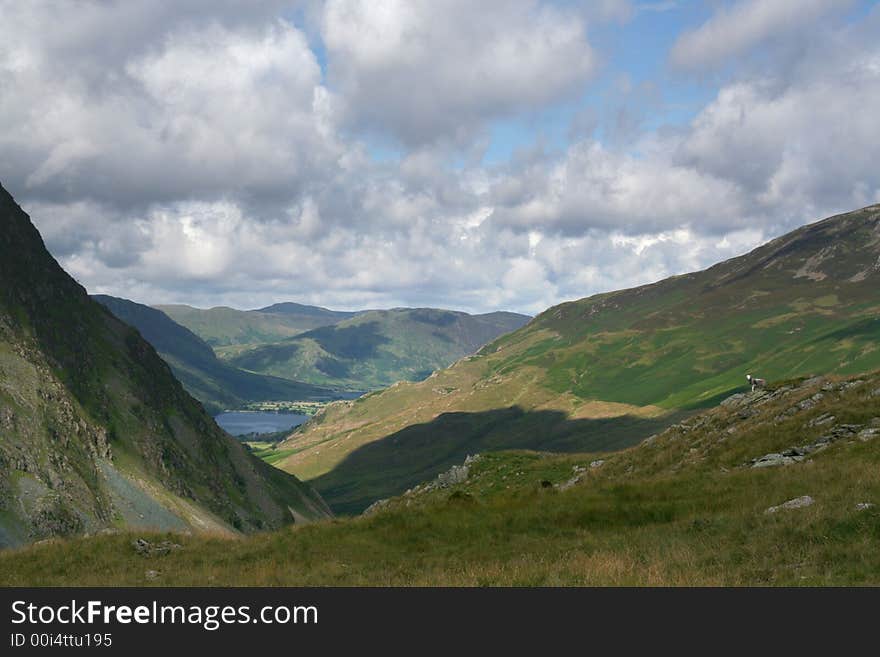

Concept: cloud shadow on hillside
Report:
left=310, top=406, right=686, bottom=515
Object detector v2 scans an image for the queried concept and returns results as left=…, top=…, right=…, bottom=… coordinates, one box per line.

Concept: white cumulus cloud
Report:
left=670, top=0, right=852, bottom=70
left=321, top=0, right=598, bottom=146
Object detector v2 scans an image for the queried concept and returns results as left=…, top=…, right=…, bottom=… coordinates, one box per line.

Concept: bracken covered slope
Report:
left=0, top=183, right=330, bottom=547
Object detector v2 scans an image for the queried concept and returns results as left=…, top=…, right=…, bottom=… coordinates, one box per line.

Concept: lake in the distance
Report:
left=214, top=411, right=309, bottom=437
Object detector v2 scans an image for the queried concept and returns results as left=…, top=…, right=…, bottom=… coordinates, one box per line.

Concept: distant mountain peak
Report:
left=256, top=301, right=356, bottom=317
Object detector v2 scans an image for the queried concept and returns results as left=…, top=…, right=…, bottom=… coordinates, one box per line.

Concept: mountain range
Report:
left=96, top=299, right=529, bottom=412
left=0, top=182, right=330, bottom=548
left=155, top=300, right=530, bottom=394
left=92, top=295, right=337, bottom=415
left=226, top=308, right=531, bottom=391
left=273, top=204, right=880, bottom=513
left=157, top=302, right=358, bottom=348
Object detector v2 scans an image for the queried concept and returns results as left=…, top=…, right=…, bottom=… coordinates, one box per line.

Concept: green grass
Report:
left=4, top=369, right=879, bottom=586
left=247, top=444, right=300, bottom=466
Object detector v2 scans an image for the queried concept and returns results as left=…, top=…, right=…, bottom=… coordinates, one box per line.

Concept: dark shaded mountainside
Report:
left=0, top=183, right=330, bottom=547
left=275, top=204, right=880, bottom=513
left=92, top=296, right=337, bottom=415
left=227, top=307, right=531, bottom=390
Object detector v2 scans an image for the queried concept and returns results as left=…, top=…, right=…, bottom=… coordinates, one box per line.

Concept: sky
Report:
left=1, top=0, right=879, bottom=314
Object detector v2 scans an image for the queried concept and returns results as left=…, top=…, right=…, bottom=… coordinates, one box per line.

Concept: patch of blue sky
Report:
left=482, top=105, right=579, bottom=166
left=840, top=0, right=878, bottom=23
left=344, top=0, right=878, bottom=170
left=282, top=6, right=329, bottom=81
left=481, top=0, right=714, bottom=165
left=363, top=135, right=405, bottom=164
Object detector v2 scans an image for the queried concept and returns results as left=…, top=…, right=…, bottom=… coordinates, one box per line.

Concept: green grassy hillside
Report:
left=157, top=303, right=357, bottom=348
left=3, top=369, right=878, bottom=585
left=228, top=308, right=531, bottom=391
left=275, top=204, right=880, bottom=512
left=0, top=182, right=331, bottom=548
left=93, top=296, right=338, bottom=414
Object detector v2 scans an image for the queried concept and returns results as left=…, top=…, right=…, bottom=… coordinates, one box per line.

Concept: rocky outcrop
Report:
left=422, top=454, right=481, bottom=492
left=748, top=420, right=878, bottom=468
left=133, top=538, right=183, bottom=557
left=555, top=459, right=606, bottom=492
left=751, top=451, right=805, bottom=468
left=364, top=454, right=482, bottom=515
left=765, top=496, right=815, bottom=514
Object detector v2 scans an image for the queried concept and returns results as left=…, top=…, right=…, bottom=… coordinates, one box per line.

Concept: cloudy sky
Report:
left=2, top=1, right=878, bottom=314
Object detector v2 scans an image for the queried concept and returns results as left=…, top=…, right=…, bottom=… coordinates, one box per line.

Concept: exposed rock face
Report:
left=362, top=498, right=391, bottom=516
left=747, top=420, right=872, bottom=468
left=807, top=413, right=836, bottom=428
left=766, top=496, right=815, bottom=514
left=751, top=452, right=805, bottom=468
left=556, top=468, right=585, bottom=492
left=133, top=538, right=183, bottom=557
left=425, top=455, right=482, bottom=491
left=436, top=465, right=470, bottom=488
left=364, top=454, right=483, bottom=514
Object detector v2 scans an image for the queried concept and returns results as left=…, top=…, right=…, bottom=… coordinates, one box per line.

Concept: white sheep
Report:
left=746, top=374, right=766, bottom=392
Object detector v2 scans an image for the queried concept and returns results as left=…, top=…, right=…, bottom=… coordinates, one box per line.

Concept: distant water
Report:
left=214, top=411, right=309, bottom=437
